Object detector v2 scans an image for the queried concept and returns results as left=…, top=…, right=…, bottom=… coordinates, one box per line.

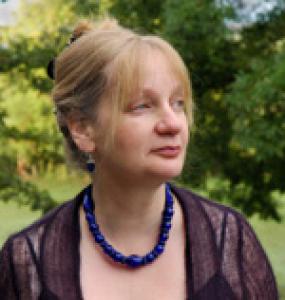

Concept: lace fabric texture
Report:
left=0, top=185, right=279, bottom=299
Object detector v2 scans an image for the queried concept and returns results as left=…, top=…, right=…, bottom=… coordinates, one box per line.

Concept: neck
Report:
left=91, top=172, right=167, bottom=254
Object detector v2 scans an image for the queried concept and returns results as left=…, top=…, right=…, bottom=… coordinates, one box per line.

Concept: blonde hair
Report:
left=52, top=18, right=193, bottom=170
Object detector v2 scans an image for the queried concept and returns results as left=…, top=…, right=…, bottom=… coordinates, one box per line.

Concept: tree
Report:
left=110, top=0, right=164, bottom=33
left=222, top=7, right=285, bottom=220
left=0, top=0, right=77, bottom=212
left=0, top=103, right=57, bottom=213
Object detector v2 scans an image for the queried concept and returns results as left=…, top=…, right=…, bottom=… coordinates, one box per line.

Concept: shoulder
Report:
left=0, top=187, right=88, bottom=299
left=5, top=199, right=73, bottom=247
left=171, top=183, right=278, bottom=298
left=0, top=200, right=72, bottom=273
left=0, top=186, right=85, bottom=259
left=0, top=199, right=73, bottom=299
left=170, top=183, right=264, bottom=256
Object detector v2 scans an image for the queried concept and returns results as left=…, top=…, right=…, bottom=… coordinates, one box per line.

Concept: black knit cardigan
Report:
left=0, top=185, right=279, bottom=299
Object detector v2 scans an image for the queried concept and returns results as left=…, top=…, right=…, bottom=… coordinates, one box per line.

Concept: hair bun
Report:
left=71, top=18, right=120, bottom=42
left=72, top=20, right=94, bottom=40
left=95, top=18, right=119, bottom=30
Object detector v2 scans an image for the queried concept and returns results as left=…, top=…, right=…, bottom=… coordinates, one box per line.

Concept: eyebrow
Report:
left=141, top=84, right=184, bottom=98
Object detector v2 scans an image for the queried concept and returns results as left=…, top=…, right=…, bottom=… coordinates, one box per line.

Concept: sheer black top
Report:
left=0, top=185, right=279, bottom=299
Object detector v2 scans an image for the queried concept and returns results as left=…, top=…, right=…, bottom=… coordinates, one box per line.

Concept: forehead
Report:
left=139, top=50, right=182, bottom=85
left=129, top=48, right=186, bottom=101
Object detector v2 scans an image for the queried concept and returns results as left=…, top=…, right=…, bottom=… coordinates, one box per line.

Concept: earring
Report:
left=86, top=154, right=95, bottom=173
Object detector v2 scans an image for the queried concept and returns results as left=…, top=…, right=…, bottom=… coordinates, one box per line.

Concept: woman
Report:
left=0, top=18, right=278, bottom=299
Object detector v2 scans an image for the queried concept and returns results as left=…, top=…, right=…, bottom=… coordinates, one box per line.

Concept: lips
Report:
left=151, top=146, right=181, bottom=158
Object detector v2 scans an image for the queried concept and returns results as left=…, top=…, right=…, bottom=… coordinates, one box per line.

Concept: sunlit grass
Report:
left=0, top=201, right=41, bottom=244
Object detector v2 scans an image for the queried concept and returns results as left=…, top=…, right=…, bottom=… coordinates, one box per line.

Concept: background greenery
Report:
left=1, top=0, right=284, bottom=297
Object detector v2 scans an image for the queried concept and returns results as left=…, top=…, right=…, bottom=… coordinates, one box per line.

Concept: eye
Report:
left=131, top=102, right=151, bottom=111
left=135, top=103, right=148, bottom=109
left=172, top=99, right=185, bottom=111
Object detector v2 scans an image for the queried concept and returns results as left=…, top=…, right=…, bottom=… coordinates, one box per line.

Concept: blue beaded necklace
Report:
left=83, top=183, right=174, bottom=268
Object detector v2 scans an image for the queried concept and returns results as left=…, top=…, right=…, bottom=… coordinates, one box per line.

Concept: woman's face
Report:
left=94, top=51, right=189, bottom=183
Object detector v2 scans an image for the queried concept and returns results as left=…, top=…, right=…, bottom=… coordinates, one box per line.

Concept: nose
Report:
left=154, top=104, right=181, bottom=136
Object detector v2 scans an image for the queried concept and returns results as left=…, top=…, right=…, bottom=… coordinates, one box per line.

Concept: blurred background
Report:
left=0, top=0, right=284, bottom=297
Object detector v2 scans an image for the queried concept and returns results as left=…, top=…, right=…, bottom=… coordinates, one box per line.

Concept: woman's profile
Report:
left=0, top=18, right=278, bottom=299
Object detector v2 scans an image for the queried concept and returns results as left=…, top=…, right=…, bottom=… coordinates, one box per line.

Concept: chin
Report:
left=147, top=162, right=184, bottom=182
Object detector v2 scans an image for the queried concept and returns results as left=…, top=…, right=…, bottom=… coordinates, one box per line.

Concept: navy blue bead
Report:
left=100, top=241, right=107, bottom=248
left=164, top=207, right=174, bottom=217
left=86, top=212, right=95, bottom=224
left=83, top=195, right=93, bottom=212
left=126, top=255, right=143, bottom=267
left=165, top=196, right=173, bottom=205
left=159, top=232, right=169, bottom=242
left=89, top=223, right=99, bottom=232
left=113, top=251, right=124, bottom=263
left=145, top=252, right=155, bottom=263
left=163, top=215, right=172, bottom=222
left=95, top=233, right=104, bottom=243
left=151, top=250, right=158, bottom=258
left=162, top=221, right=172, bottom=231
left=161, top=227, right=169, bottom=235
left=103, top=243, right=114, bottom=255
left=86, top=185, right=93, bottom=196
left=154, top=244, right=164, bottom=255
left=165, top=185, right=173, bottom=204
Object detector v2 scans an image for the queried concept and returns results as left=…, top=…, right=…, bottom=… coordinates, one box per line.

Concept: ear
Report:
left=66, top=118, right=96, bottom=153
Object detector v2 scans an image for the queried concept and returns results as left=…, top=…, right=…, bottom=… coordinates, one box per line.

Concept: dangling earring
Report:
left=86, top=154, right=95, bottom=173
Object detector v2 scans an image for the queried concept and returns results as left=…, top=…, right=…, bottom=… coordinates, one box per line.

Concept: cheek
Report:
left=114, top=118, right=158, bottom=161
left=114, top=124, right=146, bottom=153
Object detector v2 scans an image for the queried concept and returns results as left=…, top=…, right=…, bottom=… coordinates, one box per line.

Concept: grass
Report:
left=0, top=174, right=284, bottom=298
left=0, top=201, right=41, bottom=244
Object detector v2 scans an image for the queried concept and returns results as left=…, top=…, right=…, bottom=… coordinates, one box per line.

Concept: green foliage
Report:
left=227, top=53, right=285, bottom=162
left=0, top=73, right=64, bottom=169
left=234, top=6, right=285, bottom=70
left=222, top=47, right=285, bottom=220
left=0, top=108, right=57, bottom=213
left=110, top=0, right=164, bottom=33
left=163, top=0, right=236, bottom=93
left=0, top=174, right=57, bottom=214
left=0, top=0, right=77, bottom=212
left=219, top=8, right=285, bottom=221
